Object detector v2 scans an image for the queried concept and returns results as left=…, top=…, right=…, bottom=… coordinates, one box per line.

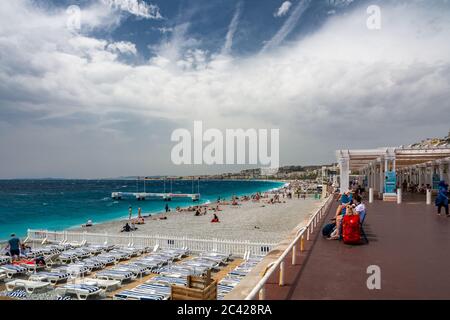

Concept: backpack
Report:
left=322, top=223, right=336, bottom=237
left=342, top=214, right=361, bottom=245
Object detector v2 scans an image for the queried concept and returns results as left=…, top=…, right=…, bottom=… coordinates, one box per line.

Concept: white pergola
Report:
left=336, top=146, right=450, bottom=194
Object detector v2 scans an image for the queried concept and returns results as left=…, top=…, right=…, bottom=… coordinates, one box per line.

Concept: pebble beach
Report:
left=72, top=195, right=323, bottom=243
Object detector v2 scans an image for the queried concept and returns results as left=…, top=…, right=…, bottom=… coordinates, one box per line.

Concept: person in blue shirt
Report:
left=7, top=234, right=21, bottom=261
left=435, top=181, right=449, bottom=216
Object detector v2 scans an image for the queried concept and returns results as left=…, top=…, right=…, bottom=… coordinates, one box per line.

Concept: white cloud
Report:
left=274, top=1, right=292, bottom=18
left=1, top=0, right=450, bottom=176
left=262, top=0, right=311, bottom=52
left=101, top=0, right=162, bottom=19
left=154, top=27, right=174, bottom=34
left=107, top=41, right=137, bottom=55
left=222, top=3, right=242, bottom=55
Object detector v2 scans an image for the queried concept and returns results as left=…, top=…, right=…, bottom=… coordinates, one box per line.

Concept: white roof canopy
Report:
left=336, top=147, right=450, bottom=173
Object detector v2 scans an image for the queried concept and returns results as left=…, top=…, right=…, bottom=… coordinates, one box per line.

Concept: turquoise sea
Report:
left=0, top=179, right=285, bottom=240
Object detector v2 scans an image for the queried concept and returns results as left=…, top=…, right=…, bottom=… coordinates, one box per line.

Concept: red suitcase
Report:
left=342, top=214, right=361, bottom=244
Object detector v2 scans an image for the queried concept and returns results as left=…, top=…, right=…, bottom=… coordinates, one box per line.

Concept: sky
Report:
left=0, top=0, right=450, bottom=178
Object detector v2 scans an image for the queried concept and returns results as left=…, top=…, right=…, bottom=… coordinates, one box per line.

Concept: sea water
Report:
left=0, top=179, right=285, bottom=240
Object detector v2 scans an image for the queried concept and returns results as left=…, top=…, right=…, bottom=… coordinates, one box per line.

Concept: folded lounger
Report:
left=5, top=279, right=51, bottom=294
left=0, top=264, right=28, bottom=278
left=29, top=271, right=70, bottom=285
left=56, top=284, right=104, bottom=300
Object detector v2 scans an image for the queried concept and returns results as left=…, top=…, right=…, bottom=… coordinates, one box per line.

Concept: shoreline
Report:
left=65, top=180, right=287, bottom=232
left=0, top=180, right=287, bottom=241
left=70, top=187, right=322, bottom=243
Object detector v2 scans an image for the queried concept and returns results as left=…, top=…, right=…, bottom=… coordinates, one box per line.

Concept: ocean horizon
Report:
left=0, top=179, right=285, bottom=240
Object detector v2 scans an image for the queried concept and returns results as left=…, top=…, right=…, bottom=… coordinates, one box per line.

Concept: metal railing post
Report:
left=292, top=245, right=296, bottom=265
left=279, top=261, right=285, bottom=286
left=259, top=287, right=265, bottom=300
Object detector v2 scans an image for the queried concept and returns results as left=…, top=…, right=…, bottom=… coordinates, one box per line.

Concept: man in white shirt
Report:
left=354, top=195, right=366, bottom=215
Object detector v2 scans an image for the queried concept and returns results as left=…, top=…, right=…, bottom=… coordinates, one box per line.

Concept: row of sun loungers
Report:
left=2, top=243, right=247, bottom=300
left=217, top=255, right=264, bottom=299
left=112, top=250, right=228, bottom=301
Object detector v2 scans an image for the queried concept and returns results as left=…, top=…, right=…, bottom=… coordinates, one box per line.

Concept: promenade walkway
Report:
left=264, top=194, right=450, bottom=299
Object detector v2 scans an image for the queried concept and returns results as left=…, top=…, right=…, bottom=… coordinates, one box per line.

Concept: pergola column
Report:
left=439, top=163, right=445, bottom=181
left=379, top=159, right=384, bottom=195
left=339, top=156, right=350, bottom=193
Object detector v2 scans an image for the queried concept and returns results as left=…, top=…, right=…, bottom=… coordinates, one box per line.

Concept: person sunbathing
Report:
left=211, top=214, right=220, bottom=223
left=121, top=223, right=131, bottom=232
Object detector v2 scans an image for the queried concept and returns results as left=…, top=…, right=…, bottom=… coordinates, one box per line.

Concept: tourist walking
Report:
left=7, top=234, right=21, bottom=261
left=435, top=181, right=449, bottom=216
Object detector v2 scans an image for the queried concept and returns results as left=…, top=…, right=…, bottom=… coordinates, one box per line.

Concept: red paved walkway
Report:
left=264, top=194, right=450, bottom=300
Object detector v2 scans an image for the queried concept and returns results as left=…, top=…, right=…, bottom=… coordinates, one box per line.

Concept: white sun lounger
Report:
left=113, top=263, right=150, bottom=275
left=57, top=251, right=81, bottom=264
left=54, top=264, right=91, bottom=276
left=107, top=250, right=132, bottom=261
left=82, top=258, right=105, bottom=270
left=0, top=256, right=12, bottom=265
left=116, top=247, right=143, bottom=257
left=90, top=255, right=116, bottom=266
left=75, top=278, right=120, bottom=291
left=56, top=284, right=104, bottom=300
left=29, top=271, right=70, bottom=285
left=0, top=264, right=28, bottom=278
left=114, top=289, right=167, bottom=300
left=95, top=270, right=135, bottom=284
left=5, top=279, right=51, bottom=294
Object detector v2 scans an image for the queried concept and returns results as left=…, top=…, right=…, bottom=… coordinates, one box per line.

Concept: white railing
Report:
left=244, top=193, right=335, bottom=300
left=26, top=229, right=275, bottom=257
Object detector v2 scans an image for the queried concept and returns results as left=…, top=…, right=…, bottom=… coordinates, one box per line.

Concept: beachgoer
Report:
left=329, top=204, right=354, bottom=240
left=401, top=180, right=407, bottom=192
left=165, top=203, right=170, bottom=212
left=121, top=223, right=131, bottom=232
left=7, top=234, right=21, bottom=261
left=20, top=243, right=31, bottom=257
left=211, top=214, right=220, bottom=223
left=128, top=206, right=132, bottom=220
left=354, top=195, right=366, bottom=215
left=435, top=181, right=449, bottom=216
